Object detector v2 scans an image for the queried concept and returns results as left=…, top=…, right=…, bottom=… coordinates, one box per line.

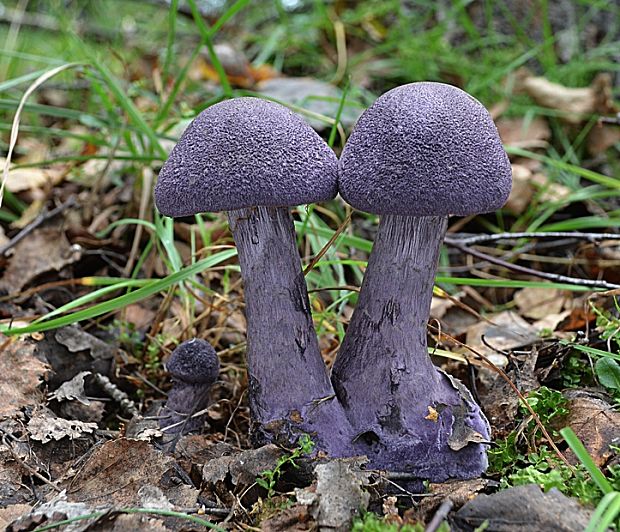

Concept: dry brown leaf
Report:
left=531, top=172, right=572, bottom=203
left=505, top=164, right=536, bottom=214
left=587, top=123, right=620, bottom=155
left=27, top=408, right=97, bottom=444
left=514, top=69, right=617, bottom=124
left=464, top=311, right=540, bottom=366
left=514, top=287, right=567, bottom=320
left=0, top=505, right=31, bottom=530
left=0, top=225, right=81, bottom=293
left=65, top=438, right=197, bottom=508
left=561, top=391, right=620, bottom=467
left=497, top=116, right=550, bottom=148
left=0, top=158, right=64, bottom=193
left=0, top=337, right=48, bottom=419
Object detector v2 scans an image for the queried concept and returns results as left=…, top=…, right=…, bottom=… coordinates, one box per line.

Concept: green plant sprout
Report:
left=256, top=434, right=315, bottom=500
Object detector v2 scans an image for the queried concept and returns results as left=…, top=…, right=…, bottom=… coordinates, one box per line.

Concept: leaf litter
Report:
left=0, top=3, right=619, bottom=530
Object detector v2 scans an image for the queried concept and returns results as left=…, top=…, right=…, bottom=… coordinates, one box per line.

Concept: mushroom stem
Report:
left=228, top=205, right=354, bottom=451
left=331, top=214, right=489, bottom=480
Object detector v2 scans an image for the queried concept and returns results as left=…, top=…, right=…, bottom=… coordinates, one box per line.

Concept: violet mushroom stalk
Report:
left=332, top=82, right=513, bottom=481
left=154, top=97, right=354, bottom=454
left=160, top=338, right=220, bottom=435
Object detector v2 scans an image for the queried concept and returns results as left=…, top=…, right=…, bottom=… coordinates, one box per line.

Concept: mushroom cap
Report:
left=339, top=82, right=512, bottom=216
left=167, top=339, right=220, bottom=385
left=155, top=97, right=338, bottom=217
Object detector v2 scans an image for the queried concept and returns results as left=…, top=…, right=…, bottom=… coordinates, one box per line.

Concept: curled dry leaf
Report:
left=561, top=390, right=620, bottom=467
left=47, top=371, right=92, bottom=405
left=0, top=337, right=48, bottom=420
left=454, top=484, right=592, bottom=532
left=27, top=408, right=97, bottom=444
left=0, top=157, right=64, bottom=194
left=514, top=287, right=567, bottom=320
left=0, top=225, right=81, bottom=293
left=513, top=68, right=617, bottom=124
left=497, top=116, right=551, bottom=148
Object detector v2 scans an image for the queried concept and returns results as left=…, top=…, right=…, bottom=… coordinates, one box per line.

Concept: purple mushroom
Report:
left=332, top=82, right=512, bottom=481
left=160, top=338, right=220, bottom=434
left=155, top=97, right=354, bottom=454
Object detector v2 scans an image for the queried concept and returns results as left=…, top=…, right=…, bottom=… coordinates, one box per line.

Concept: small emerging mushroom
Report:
left=155, top=98, right=354, bottom=453
left=160, top=338, right=219, bottom=434
left=333, top=82, right=512, bottom=481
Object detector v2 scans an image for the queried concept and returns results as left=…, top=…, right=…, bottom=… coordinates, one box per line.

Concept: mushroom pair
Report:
left=154, top=83, right=512, bottom=482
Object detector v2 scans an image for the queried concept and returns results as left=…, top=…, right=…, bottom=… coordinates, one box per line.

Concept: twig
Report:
left=425, top=499, right=453, bottom=532
left=0, top=197, right=76, bottom=256
left=446, top=231, right=620, bottom=246
left=446, top=239, right=620, bottom=289
left=0, top=433, right=62, bottom=492
left=303, top=213, right=351, bottom=276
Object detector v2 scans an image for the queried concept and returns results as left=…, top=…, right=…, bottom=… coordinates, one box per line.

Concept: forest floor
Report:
left=0, top=1, right=619, bottom=530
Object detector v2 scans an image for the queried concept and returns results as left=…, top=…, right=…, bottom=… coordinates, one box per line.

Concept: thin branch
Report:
left=0, top=197, right=76, bottom=256
left=446, top=239, right=620, bottom=290
left=446, top=231, right=620, bottom=246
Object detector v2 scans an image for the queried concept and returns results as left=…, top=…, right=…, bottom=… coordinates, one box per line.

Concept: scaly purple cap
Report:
left=339, top=82, right=512, bottom=216
left=155, top=97, right=338, bottom=217
left=167, top=338, right=219, bottom=385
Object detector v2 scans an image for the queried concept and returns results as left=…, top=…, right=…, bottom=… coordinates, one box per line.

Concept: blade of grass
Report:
left=506, top=146, right=620, bottom=190
left=1, top=249, right=237, bottom=335
left=586, top=492, right=620, bottom=532
left=560, top=342, right=620, bottom=362
left=1, top=62, right=83, bottom=208
left=186, top=0, right=233, bottom=97
left=32, top=507, right=224, bottom=532
left=86, top=59, right=167, bottom=158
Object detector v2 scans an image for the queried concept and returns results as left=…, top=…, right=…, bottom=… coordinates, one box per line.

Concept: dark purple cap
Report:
left=155, top=97, right=338, bottom=217
left=167, top=339, right=219, bottom=385
left=339, top=82, right=512, bottom=216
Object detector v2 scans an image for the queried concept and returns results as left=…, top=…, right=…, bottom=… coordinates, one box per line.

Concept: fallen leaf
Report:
left=497, top=116, right=550, bottom=148
left=561, top=391, right=620, bottom=467
left=0, top=337, right=48, bottom=419
left=0, top=225, right=81, bottom=293
left=587, top=123, right=620, bottom=155
left=0, top=505, right=31, bottom=531
left=514, top=287, right=567, bottom=320
left=257, top=77, right=363, bottom=131
left=505, top=164, right=536, bottom=214
left=27, top=407, right=97, bottom=444
left=35, top=324, right=114, bottom=387
left=0, top=158, right=64, bottom=194
left=65, top=438, right=197, bottom=508
left=48, top=371, right=91, bottom=405
left=465, top=311, right=540, bottom=366
left=531, top=172, right=572, bottom=203
left=454, top=484, right=591, bottom=531
left=513, top=69, right=617, bottom=124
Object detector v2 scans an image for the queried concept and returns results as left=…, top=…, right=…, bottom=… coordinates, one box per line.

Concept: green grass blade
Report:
left=586, top=492, right=620, bottom=532
left=2, top=249, right=237, bottom=335
left=506, top=147, right=620, bottom=190
left=560, top=342, right=620, bottom=362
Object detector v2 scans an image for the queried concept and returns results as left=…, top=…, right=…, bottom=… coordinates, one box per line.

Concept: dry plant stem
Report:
left=228, top=206, right=353, bottom=451
left=447, top=231, right=620, bottom=245
left=0, top=197, right=75, bottom=256
left=447, top=239, right=620, bottom=289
